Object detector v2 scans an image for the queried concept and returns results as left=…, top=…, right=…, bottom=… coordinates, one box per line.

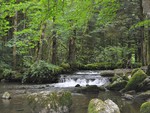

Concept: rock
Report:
left=125, top=90, right=136, bottom=95
left=27, top=91, right=72, bottom=113
left=80, top=85, right=100, bottom=92
left=100, top=70, right=114, bottom=77
left=123, top=94, right=134, bottom=100
left=1, top=79, right=6, bottom=83
left=108, top=76, right=127, bottom=91
left=146, top=65, right=150, bottom=76
left=140, top=101, right=150, bottom=113
left=124, top=69, right=147, bottom=91
left=2, top=92, right=11, bottom=99
left=88, top=98, right=120, bottom=113
left=114, top=69, right=132, bottom=77
left=46, top=84, right=49, bottom=87
left=138, top=76, right=150, bottom=91
left=135, top=90, right=150, bottom=101
left=75, top=84, right=81, bottom=87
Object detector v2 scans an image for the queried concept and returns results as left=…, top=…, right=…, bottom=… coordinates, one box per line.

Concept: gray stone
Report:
left=135, top=90, right=150, bottom=101
left=123, top=94, right=134, bottom=100
left=2, top=92, right=11, bottom=99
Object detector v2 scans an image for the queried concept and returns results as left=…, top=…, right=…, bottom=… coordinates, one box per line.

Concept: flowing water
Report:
left=0, top=70, right=141, bottom=113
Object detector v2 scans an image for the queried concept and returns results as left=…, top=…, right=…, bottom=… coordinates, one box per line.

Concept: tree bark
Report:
left=37, top=23, right=47, bottom=61
left=139, top=0, right=146, bottom=65
left=52, top=17, right=57, bottom=64
left=68, top=29, right=76, bottom=64
left=148, top=28, right=150, bottom=65
left=13, top=10, right=18, bottom=70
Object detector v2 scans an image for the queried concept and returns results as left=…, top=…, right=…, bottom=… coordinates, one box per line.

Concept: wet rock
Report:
left=2, top=92, right=11, bottom=99
left=80, top=85, right=100, bottom=92
left=123, top=94, right=134, bottom=100
left=140, top=101, right=150, bottom=113
left=88, top=98, right=120, bottom=113
left=75, top=84, right=80, bottom=87
left=27, top=91, right=72, bottom=113
left=46, top=84, right=49, bottom=87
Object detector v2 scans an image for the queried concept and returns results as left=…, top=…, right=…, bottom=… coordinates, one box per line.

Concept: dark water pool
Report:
left=0, top=83, right=141, bottom=113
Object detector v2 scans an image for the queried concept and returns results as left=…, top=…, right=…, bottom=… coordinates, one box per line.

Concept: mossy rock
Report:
left=60, top=63, right=72, bottom=73
left=27, top=91, right=72, bottom=113
left=131, top=68, right=140, bottom=76
left=100, top=70, right=114, bottom=77
left=140, top=102, right=150, bottom=113
left=88, top=99, right=120, bottom=113
left=108, top=77, right=127, bottom=91
left=124, top=69, right=147, bottom=91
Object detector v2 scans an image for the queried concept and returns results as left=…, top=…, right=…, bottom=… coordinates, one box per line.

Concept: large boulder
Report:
left=140, top=101, right=150, bottom=113
left=27, top=91, right=72, bottom=113
left=124, top=69, right=147, bottom=91
left=88, top=98, right=120, bottom=113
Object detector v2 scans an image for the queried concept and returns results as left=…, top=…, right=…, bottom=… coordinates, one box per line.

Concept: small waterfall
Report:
left=54, top=71, right=110, bottom=87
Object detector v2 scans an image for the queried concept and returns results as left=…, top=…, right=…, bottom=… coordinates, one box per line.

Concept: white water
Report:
left=54, top=71, right=110, bottom=88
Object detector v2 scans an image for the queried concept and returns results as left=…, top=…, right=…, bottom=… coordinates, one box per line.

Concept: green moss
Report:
left=28, top=91, right=72, bottom=112
left=125, top=69, right=147, bottom=91
left=131, top=68, right=140, bottom=76
left=88, top=99, right=104, bottom=113
left=140, top=102, right=150, bottom=113
left=108, top=78, right=127, bottom=91
left=84, top=62, right=113, bottom=70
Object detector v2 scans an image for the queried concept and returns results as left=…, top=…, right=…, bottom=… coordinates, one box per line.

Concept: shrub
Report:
left=22, top=60, right=63, bottom=83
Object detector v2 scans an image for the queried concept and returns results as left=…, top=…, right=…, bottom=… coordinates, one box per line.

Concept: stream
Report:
left=0, top=70, right=141, bottom=113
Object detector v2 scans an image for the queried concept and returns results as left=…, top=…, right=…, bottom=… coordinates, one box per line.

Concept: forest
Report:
left=0, top=0, right=150, bottom=83
left=0, top=0, right=150, bottom=113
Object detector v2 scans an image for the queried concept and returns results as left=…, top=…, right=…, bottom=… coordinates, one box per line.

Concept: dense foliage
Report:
left=0, top=0, right=150, bottom=83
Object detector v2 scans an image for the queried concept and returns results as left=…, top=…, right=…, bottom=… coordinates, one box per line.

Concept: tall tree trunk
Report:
left=148, top=28, right=150, bottom=65
left=139, top=0, right=146, bottom=65
left=13, top=10, right=18, bottom=70
left=68, top=29, right=76, bottom=64
left=52, top=17, right=57, bottom=64
left=37, top=23, right=47, bottom=61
